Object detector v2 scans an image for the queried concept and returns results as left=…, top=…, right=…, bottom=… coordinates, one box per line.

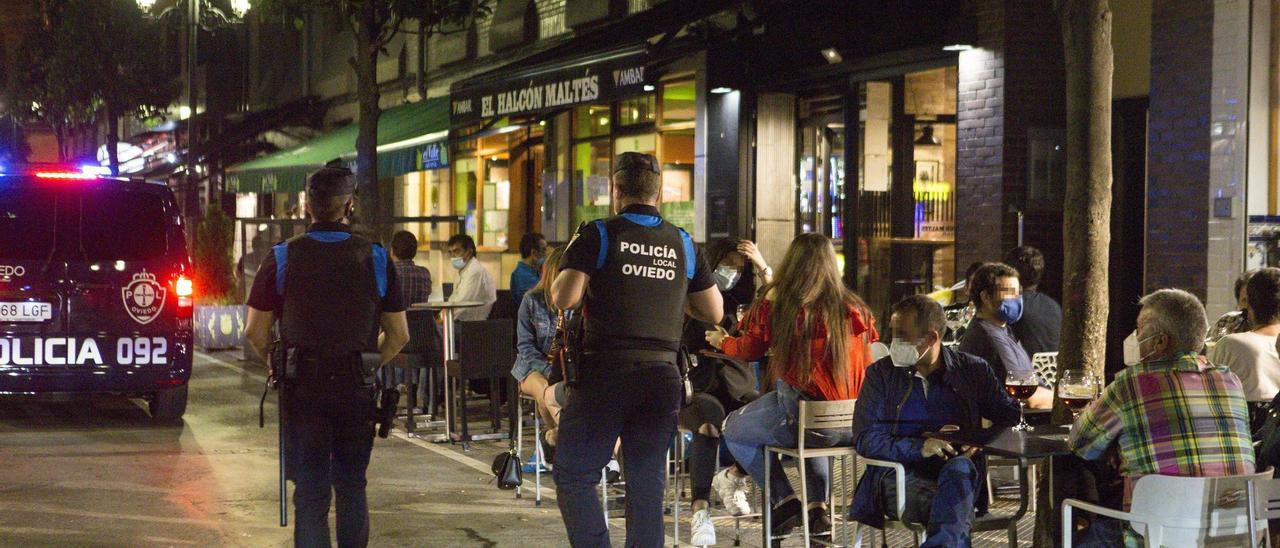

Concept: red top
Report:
left=721, top=299, right=877, bottom=400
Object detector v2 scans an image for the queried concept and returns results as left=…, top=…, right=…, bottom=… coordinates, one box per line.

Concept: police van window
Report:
left=77, top=190, right=167, bottom=261
left=0, top=189, right=57, bottom=260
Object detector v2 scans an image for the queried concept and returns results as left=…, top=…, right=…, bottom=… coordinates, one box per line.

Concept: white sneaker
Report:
left=712, top=467, right=752, bottom=516
left=690, top=508, right=717, bottom=546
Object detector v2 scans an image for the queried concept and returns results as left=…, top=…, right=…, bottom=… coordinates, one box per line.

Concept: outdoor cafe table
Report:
left=925, top=425, right=1074, bottom=539
left=410, top=300, right=484, bottom=444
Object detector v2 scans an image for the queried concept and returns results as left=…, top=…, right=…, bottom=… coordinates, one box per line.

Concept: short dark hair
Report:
left=391, top=231, right=418, bottom=260
left=519, top=232, right=546, bottom=258
left=969, top=262, right=1020, bottom=309
left=613, top=152, right=661, bottom=202
left=447, top=234, right=476, bottom=255
left=964, top=261, right=984, bottom=285
left=1247, top=268, right=1280, bottom=325
left=892, top=294, right=946, bottom=337
left=307, top=195, right=350, bottom=222
left=1235, top=270, right=1257, bottom=302
left=1005, top=246, right=1045, bottom=288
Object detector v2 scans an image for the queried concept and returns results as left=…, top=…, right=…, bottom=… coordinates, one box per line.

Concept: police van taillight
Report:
left=176, top=275, right=194, bottom=308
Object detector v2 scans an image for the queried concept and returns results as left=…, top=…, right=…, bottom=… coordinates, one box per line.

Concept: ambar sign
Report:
left=451, top=52, right=653, bottom=127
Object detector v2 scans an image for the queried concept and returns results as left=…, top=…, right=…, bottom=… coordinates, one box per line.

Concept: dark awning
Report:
left=449, top=0, right=746, bottom=128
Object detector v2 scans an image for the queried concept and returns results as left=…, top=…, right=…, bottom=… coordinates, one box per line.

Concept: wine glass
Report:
left=1058, top=370, right=1100, bottom=421
left=1005, top=370, right=1039, bottom=431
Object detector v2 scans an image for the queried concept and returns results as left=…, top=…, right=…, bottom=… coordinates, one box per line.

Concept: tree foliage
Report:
left=255, top=0, right=490, bottom=240
left=193, top=204, right=238, bottom=303
left=14, top=0, right=178, bottom=169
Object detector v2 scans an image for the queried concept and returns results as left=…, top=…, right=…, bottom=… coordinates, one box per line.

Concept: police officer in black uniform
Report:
left=551, top=152, right=723, bottom=546
left=244, top=167, right=410, bottom=548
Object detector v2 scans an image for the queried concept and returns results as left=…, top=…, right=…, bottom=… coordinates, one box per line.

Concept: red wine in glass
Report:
left=1005, top=383, right=1038, bottom=400
left=1061, top=396, right=1092, bottom=410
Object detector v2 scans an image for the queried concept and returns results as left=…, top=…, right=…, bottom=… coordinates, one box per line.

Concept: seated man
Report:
left=850, top=295, right=1021, bottom=547
left=1069, top=288, right=1255, bottom=545
left=959, top=262, right=1053, bottom=408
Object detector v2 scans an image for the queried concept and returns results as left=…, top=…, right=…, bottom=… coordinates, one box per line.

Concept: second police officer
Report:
left=550, top=152, right=724, bottom=546
left=244, top=166, right=410, bottom=548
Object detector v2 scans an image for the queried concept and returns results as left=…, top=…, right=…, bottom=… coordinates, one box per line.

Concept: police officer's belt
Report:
left=582, top=349, right=677, bottom=365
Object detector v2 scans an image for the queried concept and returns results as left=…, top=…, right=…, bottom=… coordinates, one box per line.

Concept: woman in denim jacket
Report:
left=512, top=246, right=564, bottom=450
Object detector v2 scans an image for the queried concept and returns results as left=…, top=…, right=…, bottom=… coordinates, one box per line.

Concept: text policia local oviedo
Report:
left=620, top=241, right=678, bottom=281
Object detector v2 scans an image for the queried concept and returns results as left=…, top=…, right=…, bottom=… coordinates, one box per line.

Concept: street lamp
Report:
left=136, top=0, right=156, bottom=11
left=230, top=0, right=251, bottom=17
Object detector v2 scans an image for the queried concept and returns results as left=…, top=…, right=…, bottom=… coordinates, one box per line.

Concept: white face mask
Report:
left=1122, top=330, right=1158, bottom=366
left=450, top=257, right=466, bottom=270
left=714, top=266, right=741, bottom=292
left=889, top=338, right=924, bottom=368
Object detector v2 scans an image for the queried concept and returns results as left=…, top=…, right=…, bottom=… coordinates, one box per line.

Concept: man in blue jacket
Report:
left=850, top=295, right=1021, bottom=547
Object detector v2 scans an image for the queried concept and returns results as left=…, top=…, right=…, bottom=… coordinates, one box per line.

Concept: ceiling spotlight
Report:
left=820, top=48, right=843, bottom=64
left=710, top=87, right=734, bottom=94
left=942, top=44, right=973, bottom=52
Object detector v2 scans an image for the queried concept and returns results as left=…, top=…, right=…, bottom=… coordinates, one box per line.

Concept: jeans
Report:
left=284, top=369, right=377, bottom=548
left=722, top=381, right=852, bottom=506
left=878, top=456, right=981, bottom=548
left=553, top=362, right=683, bottom=547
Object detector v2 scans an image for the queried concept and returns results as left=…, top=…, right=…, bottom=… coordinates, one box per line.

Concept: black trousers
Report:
left=677, top=391, right=753, bottom=502
left=284, top=369, right=377, bottom=548
left=553, top=361, right=683, bottom=547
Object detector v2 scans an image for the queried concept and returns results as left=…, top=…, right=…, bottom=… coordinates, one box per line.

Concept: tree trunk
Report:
left=53, top=123, right=66, bottom=162
left=106, top=106, right=120, bottom=176
left=1040, top=1, right=1113, bottom=546
left=353, top=8, right=385, bottom=242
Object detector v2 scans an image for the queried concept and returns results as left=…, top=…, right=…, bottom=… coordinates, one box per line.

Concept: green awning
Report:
left=226, top=97, right=449, bottom=193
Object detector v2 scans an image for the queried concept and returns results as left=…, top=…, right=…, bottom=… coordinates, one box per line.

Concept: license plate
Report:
left=0, top=302, right=52, bottom=322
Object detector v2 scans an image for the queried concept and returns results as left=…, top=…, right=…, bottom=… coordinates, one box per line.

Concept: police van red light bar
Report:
left=34, top=171, right=99, bottom=180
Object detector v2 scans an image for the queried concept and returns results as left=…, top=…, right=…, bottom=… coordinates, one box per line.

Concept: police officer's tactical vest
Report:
left=580, top=211, right=695, bottom=357
left=272, top=230, right=388, bottom=354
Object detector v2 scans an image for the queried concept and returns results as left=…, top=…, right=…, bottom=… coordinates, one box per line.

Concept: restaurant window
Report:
left=618, top=94, right=656, bottom=127
left=453, top=130, right=513, bottom=249
left=660, top=80, right=696, bottom=125
left=574, top=104, right=611, bottom=139
left=572, top=139, right=612, bottom=227
left=850, top=65, right=958, bottom=327
left=797, top=93, right=846, bottom=240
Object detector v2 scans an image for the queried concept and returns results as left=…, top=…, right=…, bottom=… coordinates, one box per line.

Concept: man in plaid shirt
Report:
left=391, top=231, right=432, bottom=304
left=1068, top=288, right=1254, bottom=546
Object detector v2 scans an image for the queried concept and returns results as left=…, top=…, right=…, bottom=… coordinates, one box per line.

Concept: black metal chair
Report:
left=389, top=308, right=442, bottom=433
left=446, top=319, right=515, bottom=448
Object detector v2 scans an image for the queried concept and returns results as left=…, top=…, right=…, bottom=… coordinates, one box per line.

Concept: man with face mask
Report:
left=445, top=234, right=496, bottom=322
left=1065, top=288, right=1254, bottom=546
left=958, top=262, right=1053, bottom=409
left=849, top=295, right=1021, bottom=547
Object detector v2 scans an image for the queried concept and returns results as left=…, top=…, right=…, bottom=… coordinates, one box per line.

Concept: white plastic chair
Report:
left=1031, top=352, right=1059, bottom=386
left=762, top=399, right=857, bottom=547
left=1248, top=475, right=1280, bottom=547
left=1062, top=469, right=1274, bottom=547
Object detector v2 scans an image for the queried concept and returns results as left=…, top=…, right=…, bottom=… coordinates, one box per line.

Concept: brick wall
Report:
left=955, top=0, right=1006, bottom=276
left=1145, top=0, right=1213, bottom=297
left=955, top=0, right=1066, bottom=298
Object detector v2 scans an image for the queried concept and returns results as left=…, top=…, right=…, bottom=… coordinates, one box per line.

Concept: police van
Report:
left=0, top=166, right=194, bottom=421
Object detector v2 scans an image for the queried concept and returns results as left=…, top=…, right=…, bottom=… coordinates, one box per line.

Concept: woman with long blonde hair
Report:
left=708, top=232, right=878, bottom=538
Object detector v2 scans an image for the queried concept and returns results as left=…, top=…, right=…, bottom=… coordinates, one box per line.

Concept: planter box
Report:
left=195, top=305, right=246, bottom=350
